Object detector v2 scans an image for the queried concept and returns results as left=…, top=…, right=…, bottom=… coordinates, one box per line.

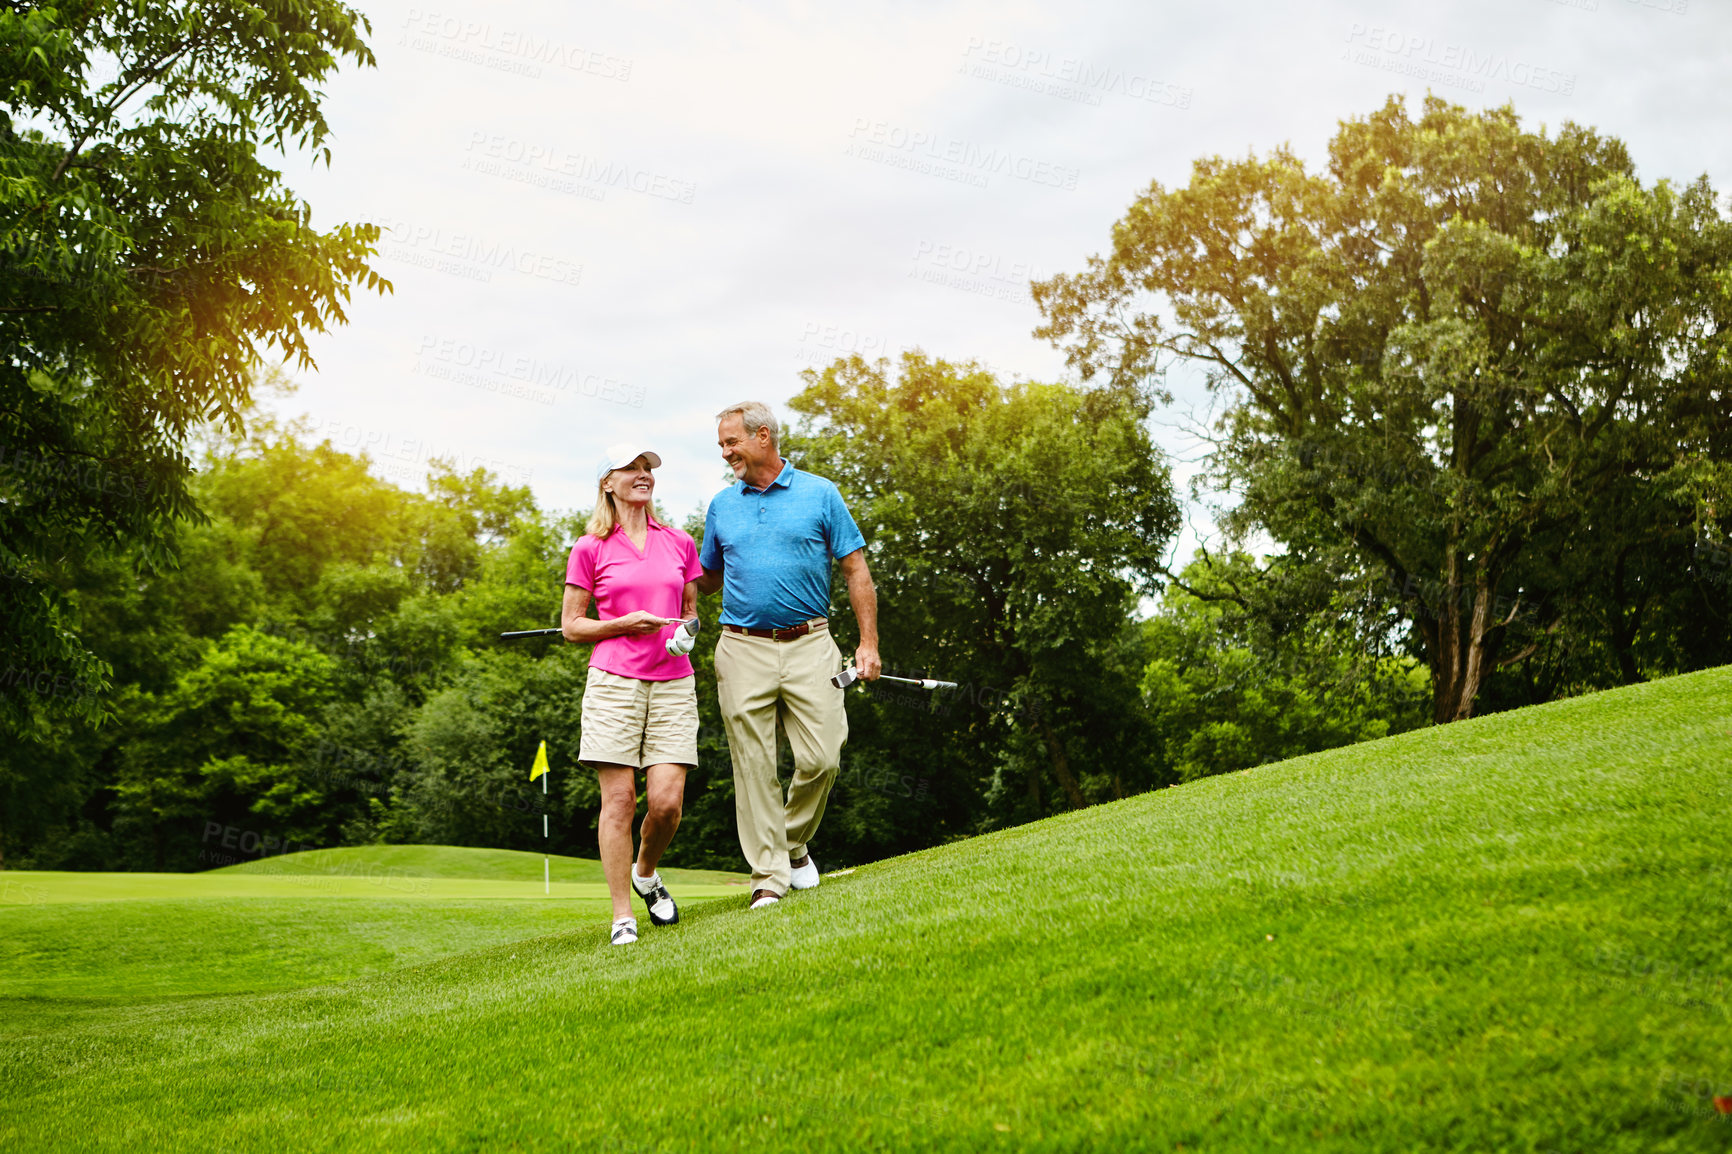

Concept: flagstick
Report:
left=530, top=739, right=552, bottom=895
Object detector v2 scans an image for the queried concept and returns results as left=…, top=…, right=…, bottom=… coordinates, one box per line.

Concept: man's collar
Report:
left=742, top=458, right=794, bottom=493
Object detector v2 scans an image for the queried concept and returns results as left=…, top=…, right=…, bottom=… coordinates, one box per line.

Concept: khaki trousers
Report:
left=714, top=625, right=849, bottom=894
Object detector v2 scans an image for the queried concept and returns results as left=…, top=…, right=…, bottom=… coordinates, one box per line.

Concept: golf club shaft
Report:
left=878, top=674, right=957, bottom=689
left=499, top=628, right=563, bottom=641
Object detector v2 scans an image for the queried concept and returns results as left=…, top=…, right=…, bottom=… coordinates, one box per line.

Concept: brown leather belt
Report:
left=724, top=617, right=827, bottom=642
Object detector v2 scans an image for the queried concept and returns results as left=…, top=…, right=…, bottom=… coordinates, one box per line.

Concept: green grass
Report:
left=211, top=842, right=743, bottom=886
left=1, top=847, right=745, bottom=1001
left=4, top=669, right=1730, bottom=1151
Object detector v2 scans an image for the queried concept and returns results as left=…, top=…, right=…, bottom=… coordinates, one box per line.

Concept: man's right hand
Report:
left=665, top=620, right=699, bottom=656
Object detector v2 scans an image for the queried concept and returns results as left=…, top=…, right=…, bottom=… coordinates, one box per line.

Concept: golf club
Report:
left=500, top=618, right=698, bottom=643
left=831, top=664, right=957, bottom=690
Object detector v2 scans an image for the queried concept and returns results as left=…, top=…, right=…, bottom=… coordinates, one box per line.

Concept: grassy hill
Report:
left=3, top=668, right=1729, bottom=1151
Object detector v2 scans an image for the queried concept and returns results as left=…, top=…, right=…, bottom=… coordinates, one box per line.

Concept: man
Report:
left=695, top=401, right=880, bottom=909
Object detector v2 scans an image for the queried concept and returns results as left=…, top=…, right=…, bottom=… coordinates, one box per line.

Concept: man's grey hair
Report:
left=716, top=401, right=779, bottom=445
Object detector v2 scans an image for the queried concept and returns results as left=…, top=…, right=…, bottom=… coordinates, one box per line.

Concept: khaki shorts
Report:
left=579, top=669, right=699, bottom=769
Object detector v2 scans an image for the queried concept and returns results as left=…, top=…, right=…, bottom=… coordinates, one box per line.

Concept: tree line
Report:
left=3, top=3, right=1728, bottom=870
left=0, top=369, right=1427, bottom=872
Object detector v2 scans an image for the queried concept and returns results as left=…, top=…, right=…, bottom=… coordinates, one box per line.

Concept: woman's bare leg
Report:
left=595, top=766, right=637, bottom=920
left=634, top=763, right=688, bottom=878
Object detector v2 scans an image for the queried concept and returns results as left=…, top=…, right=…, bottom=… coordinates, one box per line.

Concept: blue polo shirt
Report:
left=700, top=459, right=867, bottom=629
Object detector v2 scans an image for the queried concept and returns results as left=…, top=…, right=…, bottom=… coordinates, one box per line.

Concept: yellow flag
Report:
left=529, top=739, right=550, bottom=781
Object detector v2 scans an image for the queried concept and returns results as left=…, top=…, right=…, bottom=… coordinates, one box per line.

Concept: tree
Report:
left=785, top=353, right=1181, bottom=818
left=0, top=420, right=547, bottom=869
left=1140, top=553, right=1430, bottom=783
left=385, top=648, right=591, bottom=855
left=0, top=0, right=386, bottom=733
left=114, top=625, right=341, bottom=869
left=1034, top=95, right=1732, bottom=721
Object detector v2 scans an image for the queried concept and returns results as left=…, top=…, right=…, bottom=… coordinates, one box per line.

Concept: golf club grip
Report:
left=499, top=628, right=564, bottom=641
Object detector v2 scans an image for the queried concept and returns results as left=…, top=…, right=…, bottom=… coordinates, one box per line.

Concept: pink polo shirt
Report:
left=566, top=522, right=703, bottom=681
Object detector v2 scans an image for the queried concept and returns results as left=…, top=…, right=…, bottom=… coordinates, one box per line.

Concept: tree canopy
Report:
left=786, top=353, right=1181, bottom=814
left=1, top=0, right=386, bottom=734
left=1034, top=95, right=1732, bottom=720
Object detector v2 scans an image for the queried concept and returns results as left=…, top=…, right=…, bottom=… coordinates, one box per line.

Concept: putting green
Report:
left=0, top=870, right=742, bottom=904
left=209, top=842, right=743, bottom=887
left=0, top=846, right=745, bottom=1002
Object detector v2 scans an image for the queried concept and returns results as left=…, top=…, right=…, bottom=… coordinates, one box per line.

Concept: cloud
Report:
left=282, top=0, right=1732, bottom=551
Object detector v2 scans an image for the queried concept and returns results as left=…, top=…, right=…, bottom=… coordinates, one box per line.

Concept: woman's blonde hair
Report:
left=586, top=457, right=660, bottom=539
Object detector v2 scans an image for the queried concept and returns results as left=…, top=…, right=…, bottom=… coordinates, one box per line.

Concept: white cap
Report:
left=597, top=444, right=663, bottom=480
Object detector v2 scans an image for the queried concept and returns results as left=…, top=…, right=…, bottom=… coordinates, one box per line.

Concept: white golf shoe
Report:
left=631, top=869, right=678, bottom=926
left=610, top=917, right=639, bottom=945
left=789, top=853, right=820, bottom=890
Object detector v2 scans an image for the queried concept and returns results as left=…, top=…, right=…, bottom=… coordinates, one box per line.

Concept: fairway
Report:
left=211, top=843, right=745, bottom=887
left=4, top=668, right=1730, bottom=1151
left=1, top=849, right=744, bottom=1001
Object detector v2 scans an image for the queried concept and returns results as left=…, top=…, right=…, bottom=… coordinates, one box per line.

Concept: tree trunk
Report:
left=1607, top=547, right=1644, bottom=685
left=1036, top=716, right=1087, bottom=809
left=1426, top=562, right=1506, bottom=724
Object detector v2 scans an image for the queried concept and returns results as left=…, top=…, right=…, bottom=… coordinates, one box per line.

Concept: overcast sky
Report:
left=283, top=0, right=1731, bottom=557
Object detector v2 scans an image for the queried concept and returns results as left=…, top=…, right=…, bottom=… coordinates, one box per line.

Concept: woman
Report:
left=563, top=444, right=704, bottom=946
